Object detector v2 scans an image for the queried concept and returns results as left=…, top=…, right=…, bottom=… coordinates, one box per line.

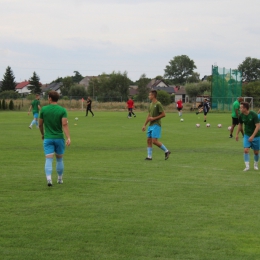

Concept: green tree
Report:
left=2, top=99, right=6, bottom=110
left=157, top=90, right=171, bottom=106
left=0, top=100, right=2, bottom=109
left=61, top=76, right=73, bottom=96
left=164, top=55, right=197, bottom=84
left=69, top=85, right=87, bottom=98
left=88, top=77, right=100, bottom=98
left=137, top=74, right=150, bottom=102
left=187, top=72, right=200, bottom=83
left=72, top=71, right=84, bottom=84
left=0, top=90, right=20, bottom=99
left=185, top=81, right=211, bottom=98
left=28, top=72, right=42, bottom=94
left=242, top=81, right=260, bottom=107
left=1, top=66, right=16, bottom=92
left=238, top=57, right=260, bottom=82
left=9, top=100, right=14, bottom=110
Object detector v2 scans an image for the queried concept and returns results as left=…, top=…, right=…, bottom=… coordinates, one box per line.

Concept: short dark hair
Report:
left=240, top=102, right=249, bottom=110
left=48, top=91, right=60, bottom=102
left=150, top=90, right=157, bottom=98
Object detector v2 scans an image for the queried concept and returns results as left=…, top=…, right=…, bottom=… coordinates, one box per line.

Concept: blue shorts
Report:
left=147, top=125, right=161, bottom=139
left=244, top=135, right=260, bottom=151
left=43, top=139, right=65, bottom=156
left=33, top=113, right=39, bottom=119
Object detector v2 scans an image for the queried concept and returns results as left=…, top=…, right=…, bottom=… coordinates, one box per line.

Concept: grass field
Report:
left=1, top=110, right=260, bottom=260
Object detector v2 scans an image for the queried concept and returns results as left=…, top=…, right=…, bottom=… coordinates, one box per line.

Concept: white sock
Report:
left=245, top=162, right=249, bottom=168
left=46, top=175, right=52, bottom=181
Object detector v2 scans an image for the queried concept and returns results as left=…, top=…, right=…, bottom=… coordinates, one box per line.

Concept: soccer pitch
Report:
left=1, top=111, right=260, bottom=260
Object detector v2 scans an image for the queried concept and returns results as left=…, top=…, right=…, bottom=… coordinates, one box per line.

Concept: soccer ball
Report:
left=180, top=118, right=184, bottom=122
left=218, top=124, right=222, bottom=128
left=228, top=126, right=232, bottom=131
left=196, top=124, right=200, bottom=128
left=75, top=117, right=78, bottom=121
left=206, top=123, right=210, bottom=127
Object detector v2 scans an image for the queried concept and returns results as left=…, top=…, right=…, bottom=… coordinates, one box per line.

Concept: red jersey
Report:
left=176, top=100, right=183, bottom=108
left=127, top=99, right=134, bottom=109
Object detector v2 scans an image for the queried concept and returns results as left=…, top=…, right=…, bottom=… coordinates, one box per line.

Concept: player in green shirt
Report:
left=229, top=97, right=244, bottom=138
left=236, top=102, right=260, bottom=171
left=39, top=91, right=71, bottom=187
left=28, top=94, right=41, bottom=129
left=142, top=90, right=171, bottom=160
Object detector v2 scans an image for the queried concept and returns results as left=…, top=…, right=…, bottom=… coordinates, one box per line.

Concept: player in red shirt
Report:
left=126, top=96, right=136, bottom=118
left=176, top=98, right=183, bottom=117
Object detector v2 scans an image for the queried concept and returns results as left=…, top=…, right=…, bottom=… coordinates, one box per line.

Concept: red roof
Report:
left=16, top=81, right=30, bottom=89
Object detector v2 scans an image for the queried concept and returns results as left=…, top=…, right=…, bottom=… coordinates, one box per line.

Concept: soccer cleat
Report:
left=29, top=125, right=32, bottom=129
left=47, top=180, right=53, bottom=187
left=229, top=135, right=233, bottom=138
left=165, top=151, right=171, bottom=160
left=57, top=179, right=63, bottom=184
left=243, top=167, right=250, bottom=172
left=204, top=120, right=206, bottom=122
left=254, top=162, right=258, bottom=170
left=145, top=157, right=152, bottom=160
left=134, top=115, right=136, bottom=117
left=196, top=112, right=199, bottom=115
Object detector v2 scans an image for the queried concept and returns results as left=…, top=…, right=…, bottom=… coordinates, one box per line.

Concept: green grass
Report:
left=1, top=110, right=260, bottom=260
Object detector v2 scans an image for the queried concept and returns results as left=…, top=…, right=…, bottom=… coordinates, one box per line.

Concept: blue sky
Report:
left=0, top=0, right=259, bottom=83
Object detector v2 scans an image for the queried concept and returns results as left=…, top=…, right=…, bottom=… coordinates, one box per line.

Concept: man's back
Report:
left=31, top=99, right=40, bottom=113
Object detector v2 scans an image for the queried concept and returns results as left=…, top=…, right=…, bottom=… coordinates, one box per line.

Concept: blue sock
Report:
left=45, top=158, right=53, bottom=177
left=147, top=147, right=152, bottom=158
left=31, top=120, right=35, bottom=126
left=244, top=153, right=249, bottom=162
left=35, top=120, right=38, bottom=126
left=254, top=154, right=259, bottom=162
left=56, top=157, right=64, bottom=176
left=160, top=144, right=168, bottom=152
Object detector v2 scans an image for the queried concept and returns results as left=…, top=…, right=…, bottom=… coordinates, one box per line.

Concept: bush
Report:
left=26, top=94, right=36, bottom=100
left=62, top=96, right=69, bottom=100
left=2, top=99, right=6, bottom=110
left=0, top=100, right=1, bottom=109
left=157, top=90, right=171, bottom=106
left=9, top=100, right=14, bottom=110
left=0, top=90, right=20, bottom=99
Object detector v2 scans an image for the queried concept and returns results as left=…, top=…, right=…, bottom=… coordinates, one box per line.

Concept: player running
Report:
left=39, top=91, right=71, bottom=186
left=236, top=102, right=260, bottom=171
left=229, top=97, right=244, bottom=138
left=176, top=98, right=183, bottom=117
left=142, top=90, right=171, bottom=160
left=196, top=98, right=210, bottom=122
left=86, top=97, right=94, bottom=117
left=126, top=96, right=136, bottom=118
left=28, top=94, right=41, bottom=129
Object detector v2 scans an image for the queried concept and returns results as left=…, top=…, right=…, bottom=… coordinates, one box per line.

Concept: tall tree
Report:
left=137, top=74, right=150, bottom=102
left=238, top=57, right=260, bottom=82
left=187, top=72, right=200, bottom=83
left=61, top=76, right=73, bottom=96
left=72, top=71, right=84, bottom=83
left=164, top=55, right=197, bottom=84
left=1, top=66, right=16, bottom=92
left=29, top=72, right=41, bottom=94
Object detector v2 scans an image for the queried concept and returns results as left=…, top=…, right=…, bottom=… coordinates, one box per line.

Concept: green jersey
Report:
left=231, top=100, right=240, bottom=118
left=40, top=104, right=68, bottom=139
left=148, top=101, right=164, bottom=126
left=239, top=111, right=260, bottom=137
left=31, top=99, right=40, bottom=114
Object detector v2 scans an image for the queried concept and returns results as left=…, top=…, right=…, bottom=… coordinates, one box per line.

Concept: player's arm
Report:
left=149, top=111, right=166, bottom=122
left=62, top=118, right=71, bottom=146
left=249, top=123, right=260, bottom=142
left=235, top=109, right=239, bottom=118
left=39, top=118, right=44, bottom=140
left=38, top=105, right=41, bottom=110
left=142, top=114, right=151, bottom=131
left=28, top=105, right=32, bottom=115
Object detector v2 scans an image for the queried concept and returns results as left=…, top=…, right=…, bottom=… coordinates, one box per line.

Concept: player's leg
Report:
left=29, top=114, right=37, bottom=128
left=131, top=108, right=136, bottom=117
left=180, top=108, right=183, bottom=117
left=90, top=109, right=94, bottom=117
left=128, top=108, right=132, bottom=118
left=145, top=127, right=153, bottom=160
left=151, top=125, right=171, bottom=160
left=54, top=139, right=65, bottom=183
left=252, top=137, right=260, bottom=170
left=230, top=118, right=238, bottom=138
left=86, top=108, right=88, bottom=116
left=43, top=139, right=55, bottom=186
left=243, top=136, right=251, bottom=171
left=34, top=113, right=39, bottom=128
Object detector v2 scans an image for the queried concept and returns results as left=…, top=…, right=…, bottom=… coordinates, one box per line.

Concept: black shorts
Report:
left=177, top=107, right=183, bottom=111
left=128, top=108, right=133, bottom=112
left=232, top=117, right=239, bottom=125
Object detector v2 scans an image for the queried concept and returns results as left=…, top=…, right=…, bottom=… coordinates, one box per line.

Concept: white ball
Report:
left=180, top=118, right=184, bottom=122
left=218, top=124, right=222, bottom=128
left=228, top=126, right=232, bottom=131
left=196, top=124, right=200, bottom=128
left=206, top=123, right=210, bottom=127
left=75, top=117, right=78, bottom=121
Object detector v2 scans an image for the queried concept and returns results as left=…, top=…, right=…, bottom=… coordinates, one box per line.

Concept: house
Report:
left=42, top=82, right=62, bottom=95
left=129, top=85, right=138, bottom=96
left=16, top=81, right=33, bottom=95
left=79, top=76, right=98, bottom=90
left=174, top=86, right=189, bottom=103
left=147, top=79, right=175, bottom=94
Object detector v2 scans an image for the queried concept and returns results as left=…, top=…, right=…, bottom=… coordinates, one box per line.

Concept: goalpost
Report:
left=243, top=97, right=253, bottom=110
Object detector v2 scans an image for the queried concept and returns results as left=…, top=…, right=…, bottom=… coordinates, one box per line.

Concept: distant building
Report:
left=147, top=79, right=175, bottom=94
left=129, top=85, right=138, bottom=96
left=15, top=81, right=33, bottom=95
left=174, top=86, right=189, bottom=103
left=79, top=76, right=98, bottom=90
left=42, top=82, right=62, bottom=95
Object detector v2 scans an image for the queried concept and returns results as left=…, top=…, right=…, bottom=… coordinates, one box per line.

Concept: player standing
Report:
left=236, top=102, right=260, bottom=171
left=126, top=96, right=136, bottom=118
left=28, top=94, right=41, bottom=129
left=39, top=91, right=71, bottom=186
left=86, top=97, right=94, bottom=117
left=176, top=98, right=183, bottom=117
left=142, top=90, right=171, bottom=160
left=230, top=97, right=244, bottom=138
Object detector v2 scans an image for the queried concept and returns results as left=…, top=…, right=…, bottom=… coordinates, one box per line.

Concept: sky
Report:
left=0, top=0, right=259, bottom=84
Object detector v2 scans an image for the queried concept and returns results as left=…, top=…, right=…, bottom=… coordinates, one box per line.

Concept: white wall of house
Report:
left=16, top=85, right=31, bottom=95
left=156, top=82, right=168, bottom=88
